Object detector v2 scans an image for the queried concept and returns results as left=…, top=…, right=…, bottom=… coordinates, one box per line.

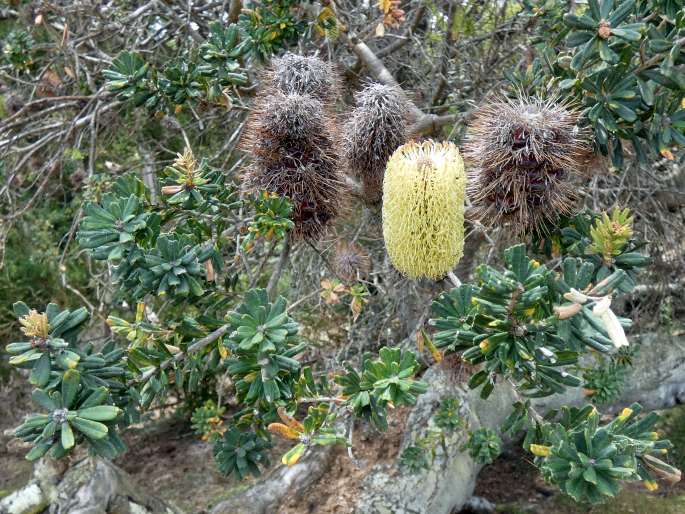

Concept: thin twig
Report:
left=137, top=323, right=231, bottom=384
left=266, top=233, right=291, bottom=301
left=447, top=271, right=462, bottom=288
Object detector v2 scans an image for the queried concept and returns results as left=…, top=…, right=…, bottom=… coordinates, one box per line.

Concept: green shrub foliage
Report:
left=516, top=0, right=685, bottom=166
left=4, top=1, right=683, bottom=507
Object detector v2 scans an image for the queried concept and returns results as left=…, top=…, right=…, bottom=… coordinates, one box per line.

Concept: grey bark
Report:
left=209, top=444, right=337, bottom=514
left=0, top=457, right=181, bottom=514
left=354, top=330, right=685, bottom=514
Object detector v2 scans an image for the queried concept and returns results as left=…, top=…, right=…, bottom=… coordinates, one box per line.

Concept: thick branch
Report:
left=354, top=330, right=685, bottom=514
left=210, top=444, right=337, bottom=514
left=227, top=0, right=242, bottom=23
left=408, top=113, right=459, bottom=137
left=346, top=35, right=458, bottom=136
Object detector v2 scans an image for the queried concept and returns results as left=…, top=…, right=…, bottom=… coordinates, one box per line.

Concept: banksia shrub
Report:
left=343, top=83, right=411, bottom=203
left=267, top=53, right=339, bottom=102
left=242, top=90, right=345, bottom=239
left=334, top=241, right=371, bottom=283
left=382, top=140, right=465, bottom=279
left=465, top=96, right=590, bottom=234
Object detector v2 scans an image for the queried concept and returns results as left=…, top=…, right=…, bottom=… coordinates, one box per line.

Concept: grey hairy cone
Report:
left=343, top=83, right=411, bottom=204
left=464, top=95, right=591, bottom=234
left=241, top=90, right=346, bottom=240
left=268, top=53, right=339, bottom=103
left=334, top=240, right=371, bottom=283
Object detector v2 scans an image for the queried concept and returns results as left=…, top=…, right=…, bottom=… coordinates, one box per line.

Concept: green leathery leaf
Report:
left=32, top=388, right=58, bottom=411
left=25, top=441, right=52, bottom=461
left=30, top=352, right=51, bottom=387
left=61, top=422, right=75, bottom=449
left=77, top=405, right=121, bottom=421
left=61, top=369, right=81, bottom=409
left=70, top=417, right=109, bottom=439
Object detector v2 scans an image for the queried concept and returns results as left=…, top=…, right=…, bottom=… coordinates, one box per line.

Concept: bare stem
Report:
left=266, top=233, right=292, bottom=301
left=137, top=323, right=231, bottom=384
left=447, top=271, right=462, bottom=288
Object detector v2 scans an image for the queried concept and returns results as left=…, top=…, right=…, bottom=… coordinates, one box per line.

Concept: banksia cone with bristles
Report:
left=242, top=90, right=345, bottom=239
left=267, top=53, right=339, bottom=102
left=334, top=241, right=371, bottom=283
left=382, top=141, right=466, bottom=280
left=465, top=96, right=590, bottom=234
left=344, top=83, right=411, bottom=203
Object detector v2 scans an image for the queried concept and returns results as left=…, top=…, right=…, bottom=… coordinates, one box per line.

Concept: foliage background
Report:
left=1, top=0, right=684, bottom=511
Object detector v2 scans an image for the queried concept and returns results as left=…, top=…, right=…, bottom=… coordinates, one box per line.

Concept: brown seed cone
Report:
left=343, top=83, right=411, bottom=204
left=334, top=240, right=371, bottom=283
left=241, top=90, right=346, bottom=240
left=5, top=93, right=25, bottom=115
left=264, top=53, right=340, bottom=103
left=464, top=95, right=591, bottom=234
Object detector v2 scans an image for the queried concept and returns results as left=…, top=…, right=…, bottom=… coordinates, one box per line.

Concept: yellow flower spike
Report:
left=479, top=339, right=490, bottom=352
left=19, top=310, right=50, bottom=338
left=644, top=480, right=659, bottom=492
left=617, top=407, right=633, bottom=421
left=530, top=444, right=552, bottom=457
left=382, top=140, right=466, bottom=279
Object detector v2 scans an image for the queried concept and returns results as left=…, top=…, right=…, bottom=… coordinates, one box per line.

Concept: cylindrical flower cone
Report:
left=343, top=83, right=410, bottom=204
left=241, top=90, right=346, bottom=240
left=382, top=140, right=466, bottom=279
left=464, top=95, right=590, bottom=234
left=334, top=241, right=371, bottom=283
left=267, top=53, right=339, bottom=103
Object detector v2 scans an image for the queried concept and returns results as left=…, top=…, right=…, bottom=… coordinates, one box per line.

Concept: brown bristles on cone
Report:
left=343, top=83, right=411, bottom=204
left=241, top=90, right=346, bottom=240
left=464, top=95, right=591, bottom=234
left=334, top=241, right=371, bottom=283
left=266, top=53, right=340, bottom=103
left=464, top=97, right=590, bottom=233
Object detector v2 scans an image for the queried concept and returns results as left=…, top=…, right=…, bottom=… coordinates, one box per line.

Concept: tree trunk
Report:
left=209, top=445, right=337, bottom=514
left=354, top=330, right=685, bottom=514
left=0, top=456, right=182, bottom=514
